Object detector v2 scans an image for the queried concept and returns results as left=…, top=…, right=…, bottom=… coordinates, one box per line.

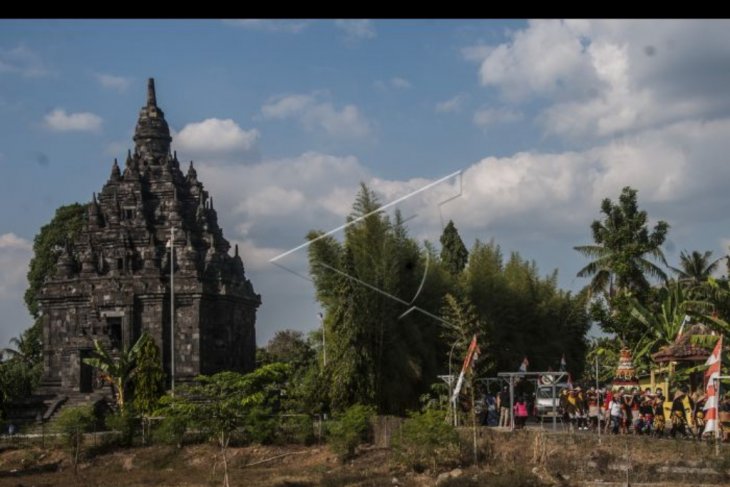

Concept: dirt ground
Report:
left=0, top=442, right=410, bottom=487
left=2, top=429, right=730, bottom=486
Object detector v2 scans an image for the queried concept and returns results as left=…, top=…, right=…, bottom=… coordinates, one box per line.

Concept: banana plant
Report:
left=631, top=282, right=713, bottom=365
left=83, top=334, right=146, bottom=411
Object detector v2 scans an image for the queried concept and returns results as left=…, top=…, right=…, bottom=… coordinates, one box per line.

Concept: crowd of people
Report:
left=479, top=384, right=730, bottom=439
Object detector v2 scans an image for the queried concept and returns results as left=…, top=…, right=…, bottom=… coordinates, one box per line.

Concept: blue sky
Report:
left=2, top=19, right=730, bottom=348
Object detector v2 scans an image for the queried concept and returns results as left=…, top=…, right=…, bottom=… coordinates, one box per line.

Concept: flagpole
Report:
left=596, top=354, right=601, bottom=444
left=716, top=376, right=721, bottom=457
left=716, top=339, right=722, bottom=457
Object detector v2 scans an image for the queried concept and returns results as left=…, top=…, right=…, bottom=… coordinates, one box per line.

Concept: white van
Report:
left=535, top=382, right=568, bottom=419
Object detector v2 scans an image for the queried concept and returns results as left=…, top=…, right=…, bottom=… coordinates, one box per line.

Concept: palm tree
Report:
left=670, top=250, right=724, bottom=285
left=2, top=336, right=31, bottom=364
left=2, top=324, right=42, bottom=365
left=83, top=334, right=146, bottom=411
left=574, top=186, right=669, bottom=298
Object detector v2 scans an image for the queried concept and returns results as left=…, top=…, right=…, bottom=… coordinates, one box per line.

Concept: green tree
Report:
left=0, top=359, right=39, bottom=412
left=157, top=364, right=289, bottom=487
left=440, top=293, right=489, bottom=375
left=583, top=337, right=622, bottom=385
left=308, top=184, right=590, bottom=413
left=574, top=186, right=669, bottom=299
left=308, top=184, right=445, bottom=414
left=265, top=330, right=314, bottom=367
left=4, top=203, right=86, bottom=406
left=670, top=250, right=723, bottom=285
left=2, top=325, right=42, bottom=366
left=131, top=334, right=165, bottom=415
left=0, top=325, right=44, bottom=410
left=464, top=240, right=590, bottom=376
left=325, top=246, right=375, bottom=411
left=440, top=220, right=469, bottom=275
left=257, top=329, right=326, bottom=416
left=25, top=203, right=86, bottom=318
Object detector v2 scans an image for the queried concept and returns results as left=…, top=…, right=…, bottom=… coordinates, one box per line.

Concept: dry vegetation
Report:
left=2, top=430, right=730, bottom=486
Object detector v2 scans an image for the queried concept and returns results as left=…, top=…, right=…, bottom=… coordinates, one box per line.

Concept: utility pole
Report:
left=169, top=224, right=175, bottom=395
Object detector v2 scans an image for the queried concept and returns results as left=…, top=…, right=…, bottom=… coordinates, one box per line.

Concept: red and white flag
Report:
left=451, top=335, right=480, bottom=403
left=703, top=336, right=723, bottom=436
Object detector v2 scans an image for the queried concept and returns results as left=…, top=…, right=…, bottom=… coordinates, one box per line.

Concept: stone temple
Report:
left=37, top=79, right=260, bottom=400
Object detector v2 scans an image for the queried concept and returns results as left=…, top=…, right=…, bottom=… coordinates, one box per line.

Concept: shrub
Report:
left=278, top=414, right=315, bottom=445
left=392, top=408, right=460, bottom=472
left=241, top=406, right=277, bottom=445
left=105, top=410, right=138, bottom=447
left=327, top=404, right=376, bottom=461
left=55, top=405, right=95, bottom=473
left=152, top=415, right=188, bottom=448
left=56, top=405, right=95, bottom=446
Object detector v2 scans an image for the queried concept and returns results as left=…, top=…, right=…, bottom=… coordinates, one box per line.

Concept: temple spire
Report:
left=147, top=78, right=157, bottom=107
left=133, top=77, right=172, bottom=162
left=111, top=158, right=121, bottom=180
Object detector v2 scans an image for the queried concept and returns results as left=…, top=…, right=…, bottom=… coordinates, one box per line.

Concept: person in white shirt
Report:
left=610, top=395, right=623, bottom=434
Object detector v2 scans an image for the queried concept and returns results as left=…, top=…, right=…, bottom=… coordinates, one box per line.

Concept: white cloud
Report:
left=327, top=117, right=730, bottom=248
left=466, top=20, right=730, bottom=140
left=261, top=94, right=312, bottom=118
left=436, top=94, right=467, bottom=113
left=476, top=20, right=591, bottom=101
left=0, top=233, right=31, bottom=251
left=232, top=239, right=287, bottom=271
left=234, top=186, right=307, bottom=218
left=0, top=234, right=31, bottom=299
left=0, top=45, right=48, bottom=77
left=335, top=19, right=376, bottom=41
left=222, top=19, right=309, bottom=33
left=473, top=107, right=523, bottom=128
left=390, top=77, right=411, bottom=89
left=719, top=239, right=730, bottom=258
left=200, top=152, right=366, bottom=221
left=95, top=73, right=132, bottom=92
left=261, top=94, right=371, bottom=138
left=0, top=233, right=32, bottom=348
left=0, top=234, right=31, bottom=303
left=191, top=151, right=368, bottom=303
left=44, top=109, right=103, bottom=133
left=375, top=77, right=412, bottom=90
left=174, top=118, right=260, bottom=157
left=461, top=43, right=492, bottom=63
